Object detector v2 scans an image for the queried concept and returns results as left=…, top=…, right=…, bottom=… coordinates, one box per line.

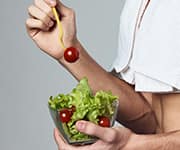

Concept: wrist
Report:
left=124, top=134, right=148, bottom=150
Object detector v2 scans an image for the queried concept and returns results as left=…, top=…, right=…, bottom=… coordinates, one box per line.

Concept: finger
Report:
left=28, top=5, right=54, bottom=28
left=44, top=0, right=57, bottom=7
left=54, top=128, right=72, bottom=150
left=76, top=121, right=118, bottom=143
left=45, top=0, right=74, bottom=21
left=26, top=18, right=49, bottom=32
left=34, top=0, right=55, bottom=20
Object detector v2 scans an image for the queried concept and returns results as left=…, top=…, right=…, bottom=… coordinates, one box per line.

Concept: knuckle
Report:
left=39, top=21, right=47, bottom=29
left=42, top=14, right=50, bottom=24
left=106, top=129, right=118, bottom=143
left=84, top=122, right=96, bottom=135
left=28, top=5, right=34, bottom=12
left=25, top=19, right=29, bottom=26
left=25, top=18, right=31, bottom=26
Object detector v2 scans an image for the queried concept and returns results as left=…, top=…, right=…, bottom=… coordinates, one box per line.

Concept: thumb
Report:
left=56, top=1, right=74, bottom=17
left=76, top=121, right=118, bottom=143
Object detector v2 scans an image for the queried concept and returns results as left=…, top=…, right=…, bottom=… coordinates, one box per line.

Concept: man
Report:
left=26, top=0, right=180, bottom=149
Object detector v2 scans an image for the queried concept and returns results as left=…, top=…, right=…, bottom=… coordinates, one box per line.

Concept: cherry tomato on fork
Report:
left=64, top=47, right=79, bottom=63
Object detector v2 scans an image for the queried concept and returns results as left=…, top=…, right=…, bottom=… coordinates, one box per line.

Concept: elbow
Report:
left=121, top=110, right=157, bottom=134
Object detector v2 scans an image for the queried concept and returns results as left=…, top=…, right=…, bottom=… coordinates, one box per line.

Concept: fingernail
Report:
left=76, top=121, right=85, bottom=130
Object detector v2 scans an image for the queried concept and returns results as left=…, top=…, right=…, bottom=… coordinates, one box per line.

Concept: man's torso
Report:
left=142, top=92, right=180, bottom=133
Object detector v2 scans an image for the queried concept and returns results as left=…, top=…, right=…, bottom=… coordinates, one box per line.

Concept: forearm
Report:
left=58, top=41, right=156, bottom=133
left=133, top=130, right=180, bottom=150
left=59, top=40, right=110, bottom=92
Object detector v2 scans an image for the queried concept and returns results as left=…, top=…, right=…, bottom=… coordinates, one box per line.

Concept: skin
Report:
left=26, top=0, right=180, bottom=149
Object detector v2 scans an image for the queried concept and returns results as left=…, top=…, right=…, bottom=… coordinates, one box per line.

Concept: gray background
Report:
left=0, top=0, right=125, bottom=149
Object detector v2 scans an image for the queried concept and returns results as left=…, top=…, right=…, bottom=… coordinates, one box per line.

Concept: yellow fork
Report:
left=52, top=7, right=66, bottom=50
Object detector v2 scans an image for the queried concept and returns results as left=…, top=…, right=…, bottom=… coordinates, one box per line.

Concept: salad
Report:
left=48, top=77, right=118, bottom=143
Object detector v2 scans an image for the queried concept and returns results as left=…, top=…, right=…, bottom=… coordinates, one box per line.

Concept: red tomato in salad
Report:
left=59, top=106, right=76, bottom=123
left=64, top=47, right=79, bottom=63
left=59, top=109, right=72, bottom=123
left=98, top=116, right=110, bottom=127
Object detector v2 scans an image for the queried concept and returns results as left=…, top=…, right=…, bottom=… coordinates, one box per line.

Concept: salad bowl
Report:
left=48, top=78, right=119, bottom=145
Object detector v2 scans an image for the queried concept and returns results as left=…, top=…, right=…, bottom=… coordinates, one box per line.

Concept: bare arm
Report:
left=59, top=41, right=156, bottom=133
left=26, top=0, right=156, bottom=133
left=133, top=130, right=180, bottom=150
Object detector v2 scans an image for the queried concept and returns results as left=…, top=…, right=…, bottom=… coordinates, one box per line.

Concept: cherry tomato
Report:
left=64, top=47, right=79, bottom=63
left=98, top=116, right=110, bottom=127
left=59, top=109, right=72, bottom=123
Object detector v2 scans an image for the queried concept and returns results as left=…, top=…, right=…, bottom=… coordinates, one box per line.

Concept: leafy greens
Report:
left=48, top=77, right=118, bottom=141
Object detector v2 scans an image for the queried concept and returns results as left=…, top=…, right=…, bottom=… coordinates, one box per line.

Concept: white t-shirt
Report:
left=112, top=0, right=180, bottom=92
